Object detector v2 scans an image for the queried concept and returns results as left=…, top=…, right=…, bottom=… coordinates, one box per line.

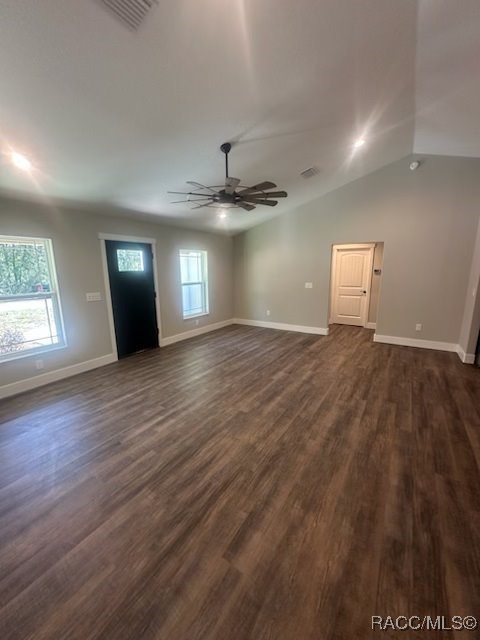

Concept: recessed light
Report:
left=353, top=138, right=366, bottom=149
left=10, top=151, right=32, bottom=172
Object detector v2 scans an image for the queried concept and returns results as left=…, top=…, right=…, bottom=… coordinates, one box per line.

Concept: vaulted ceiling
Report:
left=0, top=0, right=479, bottom=233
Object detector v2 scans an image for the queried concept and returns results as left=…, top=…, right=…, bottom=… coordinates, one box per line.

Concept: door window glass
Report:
left=117, top=249, right=144, bottom=272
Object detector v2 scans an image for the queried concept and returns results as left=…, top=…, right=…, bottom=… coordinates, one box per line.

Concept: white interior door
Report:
left=330, top=244, right=374, bottom=326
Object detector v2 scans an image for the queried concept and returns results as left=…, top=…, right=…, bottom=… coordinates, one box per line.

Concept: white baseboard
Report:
left=233, top=318, right=329, bottom=336
left=0, top=353, right=117, bottom=400
left=373, top=334, right=476, bottom=364
left=373, top=333, right=457, bottom=352
left=456, top=346, right=476, bottom=364
left=365, top=322, right=377, bottom=330
left=160, top=319, right=234, bottom=347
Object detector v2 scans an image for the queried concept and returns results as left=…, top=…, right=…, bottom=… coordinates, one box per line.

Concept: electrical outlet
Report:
left=35, top=359, right=44, bottom=370
left=415, top=323, right=422, bottom=332
left=266, top=309, right=271, bottom=317
left=195, top=319, right=199, bottom=326
left=304, top=282, right=313, bottom=289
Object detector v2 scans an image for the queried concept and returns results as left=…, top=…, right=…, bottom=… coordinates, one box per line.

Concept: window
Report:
left=117, top=249, right=144, bottom=272
left=0, top=236, right=66, bottom=361
left=179, top=250, right=208, bottom=318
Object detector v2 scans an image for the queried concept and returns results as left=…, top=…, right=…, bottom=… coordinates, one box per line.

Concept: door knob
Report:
left=362, top=290, right=367, bottom=294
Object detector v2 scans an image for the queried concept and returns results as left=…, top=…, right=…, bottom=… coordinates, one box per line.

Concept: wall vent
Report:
left=300, top=166, right=320, bottom=179
left=98, top=0, right=158, bottom=30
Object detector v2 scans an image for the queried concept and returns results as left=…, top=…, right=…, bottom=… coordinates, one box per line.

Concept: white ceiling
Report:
left=0, top=0, right=478, bottom=234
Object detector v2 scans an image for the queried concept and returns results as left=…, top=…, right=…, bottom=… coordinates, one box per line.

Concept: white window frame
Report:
left=0, top=235, right=67, bottom=363
left=179, top=249, right=209, bottom=319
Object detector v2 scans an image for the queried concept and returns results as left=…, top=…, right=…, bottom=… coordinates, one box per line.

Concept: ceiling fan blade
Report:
left=257, top=190, right=287, bottom=198
left=170, top=199, right=210, bottom=203
left=237, top=202, right=256, bottom=211
left=186, top=181, right=219, bottom=194
left=225, top=177, right=240, bottom=195
left=241, top=197, right=278, bottom=207
left=243, top=192, right=287, bottom=201
left=168, top=191, right=214, bottom=197
left=237, top=181, right=277, bottom=196
left=190, top=200, right=215, bottom=209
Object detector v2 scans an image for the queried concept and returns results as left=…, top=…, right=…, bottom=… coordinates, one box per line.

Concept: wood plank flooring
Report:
left=0, top=324, right=479, bottom=640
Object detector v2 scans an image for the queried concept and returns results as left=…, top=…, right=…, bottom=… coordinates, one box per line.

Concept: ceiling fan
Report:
left=169, top=143, right=288, bottom=212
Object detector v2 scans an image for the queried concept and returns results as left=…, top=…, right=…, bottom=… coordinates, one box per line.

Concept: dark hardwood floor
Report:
left=0, top=324, right=479, bottom=639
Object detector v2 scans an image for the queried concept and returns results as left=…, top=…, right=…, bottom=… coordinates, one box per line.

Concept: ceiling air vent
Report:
left=300, top=166, right=320, bottom=179
left=98, top=0, right=158, bottom=30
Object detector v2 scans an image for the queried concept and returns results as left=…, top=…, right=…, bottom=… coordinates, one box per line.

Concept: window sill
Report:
left=0, top=343, right=68, bottom=365
left=183, top=312, right=210, bottom=321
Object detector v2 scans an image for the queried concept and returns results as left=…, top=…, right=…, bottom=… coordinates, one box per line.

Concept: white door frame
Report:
left=329, top=243, right=375, bottom=327
left=99, top=233, right=163, bottom=360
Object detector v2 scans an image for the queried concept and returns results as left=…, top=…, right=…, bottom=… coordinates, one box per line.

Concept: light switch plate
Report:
left=304, top=282, right=313, bottom=289
left=86, top=292, right=102, bottom=302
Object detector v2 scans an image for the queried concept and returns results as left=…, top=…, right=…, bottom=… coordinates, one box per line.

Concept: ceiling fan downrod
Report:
left=220, top=142, right=232, bottom=179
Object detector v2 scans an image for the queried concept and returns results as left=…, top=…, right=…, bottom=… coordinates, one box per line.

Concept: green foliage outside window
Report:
left=0, top=241, right=51, bottom=295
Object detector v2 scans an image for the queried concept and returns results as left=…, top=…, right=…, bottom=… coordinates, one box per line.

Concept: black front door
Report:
left=105, top=240, right=159, bottom=358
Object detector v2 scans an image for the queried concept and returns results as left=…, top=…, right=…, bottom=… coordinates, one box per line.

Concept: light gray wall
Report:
left=0, top=196, right=233, bottom=387
left=2, top=152, right=479, bottom=391
left=234, top=155, right=480, bottom=344
left=459, top=216, right=480, bottom=355
left=368, top=242, right=384, bottom=324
